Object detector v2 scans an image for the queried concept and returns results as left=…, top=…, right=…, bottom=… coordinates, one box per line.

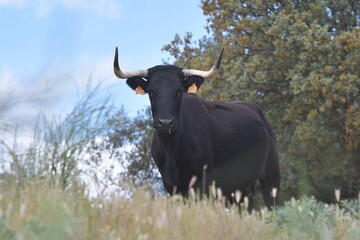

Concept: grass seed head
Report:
left=260, top=208, right=267, bottom=221
left=335, top=188, right=341, bottom=202
left=189, top=188, right=196, bottom=200
left=188, top=175, right=197, bottom=189
left=235, top=190, right=242, bottom=204
left=210, top=182, right=216, bottom=199
left=271, top=188, right=277, bottom=199
left=244, top=197, right=249, bottom=209
left=216, top=188, right=223, bottom=200
left=172, top=186, right=177, bottom=196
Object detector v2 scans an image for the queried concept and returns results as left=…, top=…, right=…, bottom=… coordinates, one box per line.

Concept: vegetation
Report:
left=0, top=76, right=357, bottom=239
left=107, top=107, right=159, bottom=186
left=0, top=87, right=358, bottom=238
left=0, top=84, right=129, bottom=197
left=103, top=0, right=360, bottom=202
left=161, top=0, right=360, bottom=202
left=2, top=89, right=356, bottom=239
left=97, top=0, right=360, bottom=202
left=0, top=179, right=359, bottom=240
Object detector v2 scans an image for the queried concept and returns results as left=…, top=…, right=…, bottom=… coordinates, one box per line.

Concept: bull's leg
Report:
left=247, top=194, right=255, bottom=213
left=259, top=140, right=280, bottom=210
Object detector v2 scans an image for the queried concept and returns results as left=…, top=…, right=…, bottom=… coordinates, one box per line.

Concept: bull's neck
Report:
left=155, top=130, right=179, bottom=146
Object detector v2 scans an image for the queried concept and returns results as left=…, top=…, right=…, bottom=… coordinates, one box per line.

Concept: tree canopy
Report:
left=161, top=0, right=359, bottom=201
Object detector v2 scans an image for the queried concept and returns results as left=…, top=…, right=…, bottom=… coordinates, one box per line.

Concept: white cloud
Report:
left=0, top=0, right=25, bottom=7
left=36, top=0, right=121, bottom=18
left=0, top=0, right=121, bottom=19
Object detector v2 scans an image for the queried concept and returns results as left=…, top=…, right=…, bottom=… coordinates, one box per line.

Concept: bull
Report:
left=113, top=47, right=280, bottom=209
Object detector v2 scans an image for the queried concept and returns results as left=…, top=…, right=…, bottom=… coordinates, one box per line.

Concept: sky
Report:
left=0, top=0, right=208, bottom=133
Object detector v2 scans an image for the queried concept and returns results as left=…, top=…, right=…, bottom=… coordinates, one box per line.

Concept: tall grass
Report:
left=0, top=179, right=359, bottom=240
left=0, top=83, right=124, bottom=196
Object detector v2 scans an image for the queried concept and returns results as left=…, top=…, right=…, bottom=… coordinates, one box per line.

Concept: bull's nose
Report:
left=158, top=118, right=174, bottom=127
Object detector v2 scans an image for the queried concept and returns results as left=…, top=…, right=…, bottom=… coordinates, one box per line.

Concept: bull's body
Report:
left=113, top=47, right=280, bottom=209
left=152, top=93, right=280, bottom=208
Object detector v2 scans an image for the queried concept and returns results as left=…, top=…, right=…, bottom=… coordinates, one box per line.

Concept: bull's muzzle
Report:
left=155, top=117, right=177, bottom=134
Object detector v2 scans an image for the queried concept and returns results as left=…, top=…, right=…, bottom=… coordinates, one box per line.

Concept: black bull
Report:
left=113, top=47, right=280, bottom=209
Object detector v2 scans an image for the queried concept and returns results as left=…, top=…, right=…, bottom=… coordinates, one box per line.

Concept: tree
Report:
left=104, top=107, right=160, bottom=187
left=163, top=0, right=360, bottom=201
left=121, top=108, right=159, bottom=185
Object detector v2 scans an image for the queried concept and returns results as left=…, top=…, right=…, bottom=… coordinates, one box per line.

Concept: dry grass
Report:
left=0, top=178, right=359, bottom=240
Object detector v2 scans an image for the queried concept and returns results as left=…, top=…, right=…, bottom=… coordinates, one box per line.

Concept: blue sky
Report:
left=0, top=0, right=208, bottom=131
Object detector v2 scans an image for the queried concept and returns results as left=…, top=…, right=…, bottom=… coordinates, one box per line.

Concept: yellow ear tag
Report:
left=135, top=86, right=145, bottom=95
left=187, top=83, right=197, bottom=93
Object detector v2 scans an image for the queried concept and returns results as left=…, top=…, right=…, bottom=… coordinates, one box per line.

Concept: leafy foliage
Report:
left=87, top=104, right=160, bottom=188
left=107, top=107, right=160, bottom=186
left=163, top=0, right=360, bottom=201
left=271, top=196, right=360, bottom=239
left=271, top=197, right=336, bottom=238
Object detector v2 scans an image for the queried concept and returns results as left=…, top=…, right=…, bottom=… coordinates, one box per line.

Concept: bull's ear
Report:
left=183, top=76, right=205, bottom=93
left=126, top=77, right=149, bottom=95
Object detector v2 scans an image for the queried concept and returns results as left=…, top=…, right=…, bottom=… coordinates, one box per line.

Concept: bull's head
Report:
left=113, top=47, right=224, bottom=134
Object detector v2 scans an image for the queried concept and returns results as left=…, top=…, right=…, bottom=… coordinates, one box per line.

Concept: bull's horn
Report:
left=182, top=47, right=224, bottom=78
left=113, top=47, right=148, bottom=79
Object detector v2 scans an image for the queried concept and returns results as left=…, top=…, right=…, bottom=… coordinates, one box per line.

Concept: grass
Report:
left=0, top=178, right=359, bottom=240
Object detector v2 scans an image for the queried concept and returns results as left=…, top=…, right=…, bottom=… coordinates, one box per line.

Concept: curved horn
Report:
left=182, top=47, right=224, bottom=78
left=113, top=47, right=148, bottom=79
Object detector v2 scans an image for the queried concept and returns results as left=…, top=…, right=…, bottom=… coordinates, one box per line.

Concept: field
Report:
left=0, top=178, right=359, bottom=240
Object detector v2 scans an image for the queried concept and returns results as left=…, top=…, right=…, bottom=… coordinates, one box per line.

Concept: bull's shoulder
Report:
left=209, top=100, right=263, bottom=115
left=182, top=94, right=265, bottom=121
left=230, top=101, right=263, bottom=113
left=228, top=100, right=258, bottom=108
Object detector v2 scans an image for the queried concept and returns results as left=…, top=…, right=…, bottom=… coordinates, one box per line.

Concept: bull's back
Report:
left=203, top=100, right=271, bottom=192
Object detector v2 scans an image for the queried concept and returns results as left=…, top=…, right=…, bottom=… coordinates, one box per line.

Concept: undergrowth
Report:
left=0, top=179, right=359, bottom=240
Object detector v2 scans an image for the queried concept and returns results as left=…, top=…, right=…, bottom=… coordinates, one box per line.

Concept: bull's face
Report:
left=113, top=47, right=224, bottom=134
left=126, top=67, right=205, bottom=134
left=146, top=67, right=184, bottom=133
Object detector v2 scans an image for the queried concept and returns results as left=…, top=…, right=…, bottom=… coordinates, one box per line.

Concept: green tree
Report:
left=91, top=105, right=161, bottom=190
left=123, top=108, right=159, bottom=185
left=163, top=0, right=360, bottom=201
